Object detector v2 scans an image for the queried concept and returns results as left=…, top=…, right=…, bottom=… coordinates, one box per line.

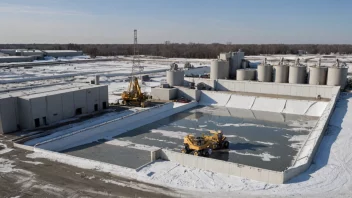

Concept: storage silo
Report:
left=308, top=66, right=327, bottom=85
left=210, top=59, right=230, bottom=80
left=166, top=70, right=185, bottom=86
left=326, top=67, right=349, bottom=88
left=289, top=66, right=307, bottom=84
left=229, top=51, right=244, bottom=79
left=95, top=75, right=100, bottom=85
left=273, top=65, right=289, bottom=83
left=236, top=69, right=257, bottom=81
left=257, top=64, right=273, bottom=82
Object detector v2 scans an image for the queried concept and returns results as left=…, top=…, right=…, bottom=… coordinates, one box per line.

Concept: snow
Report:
left=150, top=129, right=191, bottom=139
left=104, top=139, right=160, bottom=151
left=20, top=160, right=43, bottom=165
left=0, top=158, right=15, bottom=173
left=0, top=143, right=13, bottom=155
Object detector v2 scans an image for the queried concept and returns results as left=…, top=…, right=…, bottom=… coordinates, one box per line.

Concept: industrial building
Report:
left=43, top=50, right=83, bottom=58
left=0, top=56, right=35, bottom=63
left=0, top=49, right=84, bottom=63
left=0, top=84, right=108, bottom=134
left=16, top=49, right=44, bottom=59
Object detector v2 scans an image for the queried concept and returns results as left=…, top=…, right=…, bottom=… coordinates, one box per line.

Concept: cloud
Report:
left=0, top=3, right=90, bottom=16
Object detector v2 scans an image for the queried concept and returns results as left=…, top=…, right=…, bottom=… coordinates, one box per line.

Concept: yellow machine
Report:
left=121, top=77, right=150, bottom=108
left=181, top=130, right=230, bottom=156
left=204, top=130, right=230, bottom=150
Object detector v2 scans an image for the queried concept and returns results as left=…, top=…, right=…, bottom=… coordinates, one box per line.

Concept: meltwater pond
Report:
left=114, top=105, right=318, bottom=171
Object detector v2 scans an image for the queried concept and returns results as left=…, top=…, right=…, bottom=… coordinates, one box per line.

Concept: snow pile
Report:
left=0, top=143, right=13, bottom=155
left=0, top=158, right=15, bottom=173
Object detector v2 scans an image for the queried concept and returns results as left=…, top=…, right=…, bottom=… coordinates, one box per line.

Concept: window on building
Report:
left=42, top=117, right=47, bottom=125
left=34, top=118, right=40, bottom=128
left=94, top=104, right=98, bottom=111
left=75, top=108, right=82, bottom=115
left=102, top=102, right=107, bottom=109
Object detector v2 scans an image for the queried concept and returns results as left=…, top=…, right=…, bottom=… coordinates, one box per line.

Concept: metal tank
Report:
left=273, top=65, right=289, bottom=83
left=289, top=66, right=307, bottom=84
left=257, top=64, right=273, bottom=82
left=210, top=59, right=230, bottom=80
left=166, top=70, right=185, bottom=86
left=236, top=69, right=257, bottom=81
left=229, top=51, right=244, bottom=79
left=308, top=66, right=327, bottom=85
left=95, top=75, right=100, bottom=85
left=326, top=67, right=349, bottom=88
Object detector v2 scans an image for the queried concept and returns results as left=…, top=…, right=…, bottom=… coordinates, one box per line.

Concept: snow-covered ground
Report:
left=1, top=55, right=352, bottom=197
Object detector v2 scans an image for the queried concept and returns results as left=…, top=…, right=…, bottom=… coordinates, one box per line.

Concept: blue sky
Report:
left=0, top=0, right=351, bottom=44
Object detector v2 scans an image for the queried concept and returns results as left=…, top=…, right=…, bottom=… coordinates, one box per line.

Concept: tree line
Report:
left=1, top=43, right=352, bottom=58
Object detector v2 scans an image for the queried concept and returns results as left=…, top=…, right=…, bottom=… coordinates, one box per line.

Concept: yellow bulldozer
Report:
left=120, top=77, right=150, bottom=108
left=181, top=130, right=230, bottom=157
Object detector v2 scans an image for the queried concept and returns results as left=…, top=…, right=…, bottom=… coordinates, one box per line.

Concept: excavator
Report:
left=120, top=77, right=150, bottom=108
left=181, top=130, right=230, bottom=157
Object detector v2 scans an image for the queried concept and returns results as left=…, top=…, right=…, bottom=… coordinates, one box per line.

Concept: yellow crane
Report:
left=119, top=29, right=150, bottom=108
left=121, top=77, right=150, bottom=107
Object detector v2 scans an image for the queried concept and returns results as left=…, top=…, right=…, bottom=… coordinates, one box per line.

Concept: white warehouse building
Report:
left=0, top=84, right=108, bottom=134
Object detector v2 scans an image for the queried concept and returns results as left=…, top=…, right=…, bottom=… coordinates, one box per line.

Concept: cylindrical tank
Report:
left=210, top=60, right=229, bottom=80
left=95, top=75, right=100, bottom=85
left=257, top=64, right=273, bottom=82
left=308, top=66, right=327, bottom=85
left=166, top=70, right=185, bottom=86
left=273, top=65, right=289, bottom=83
left=289, top=66, right=307, bottom=84
left=326, top=67, right=349, bottom=88
left=236, top=69, right=257, bottom=81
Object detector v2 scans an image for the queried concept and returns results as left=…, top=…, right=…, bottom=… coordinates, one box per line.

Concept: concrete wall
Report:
left=217, top=80, right=336, bottom=99
left=184, top=78, right=215, bottom=90
left=151, top=88, right=178, bottom=100
left=46, top=94, right=63, bottom=124
left=283, top=86, right=340, bottom=182
left=198, top=90, right=329, bottom=117
left=18, top=99, right=31, bottom=130
left=74, top=89, right=87, bottom=114
left=86, top=87, right=100, bottom=113
left=184, top=77, right=338, bottom=99
left=177, top=87, right=201, bottom=102
left=30, top=97, right=47, bottom=127
left=35, top=102, right=198, bottom=152
left=99, top=86, right=109, bottom=109
left=159, top=149, right=284, bottom=184
left=0, top=97, right=19, bottom=133
left=62, top=92, right=75, bottom=118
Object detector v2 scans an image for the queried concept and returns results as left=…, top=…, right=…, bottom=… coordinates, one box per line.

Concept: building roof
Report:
left=44, top=50, right=82, bottom=53
left=0, top=84, right=106, bottom=100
